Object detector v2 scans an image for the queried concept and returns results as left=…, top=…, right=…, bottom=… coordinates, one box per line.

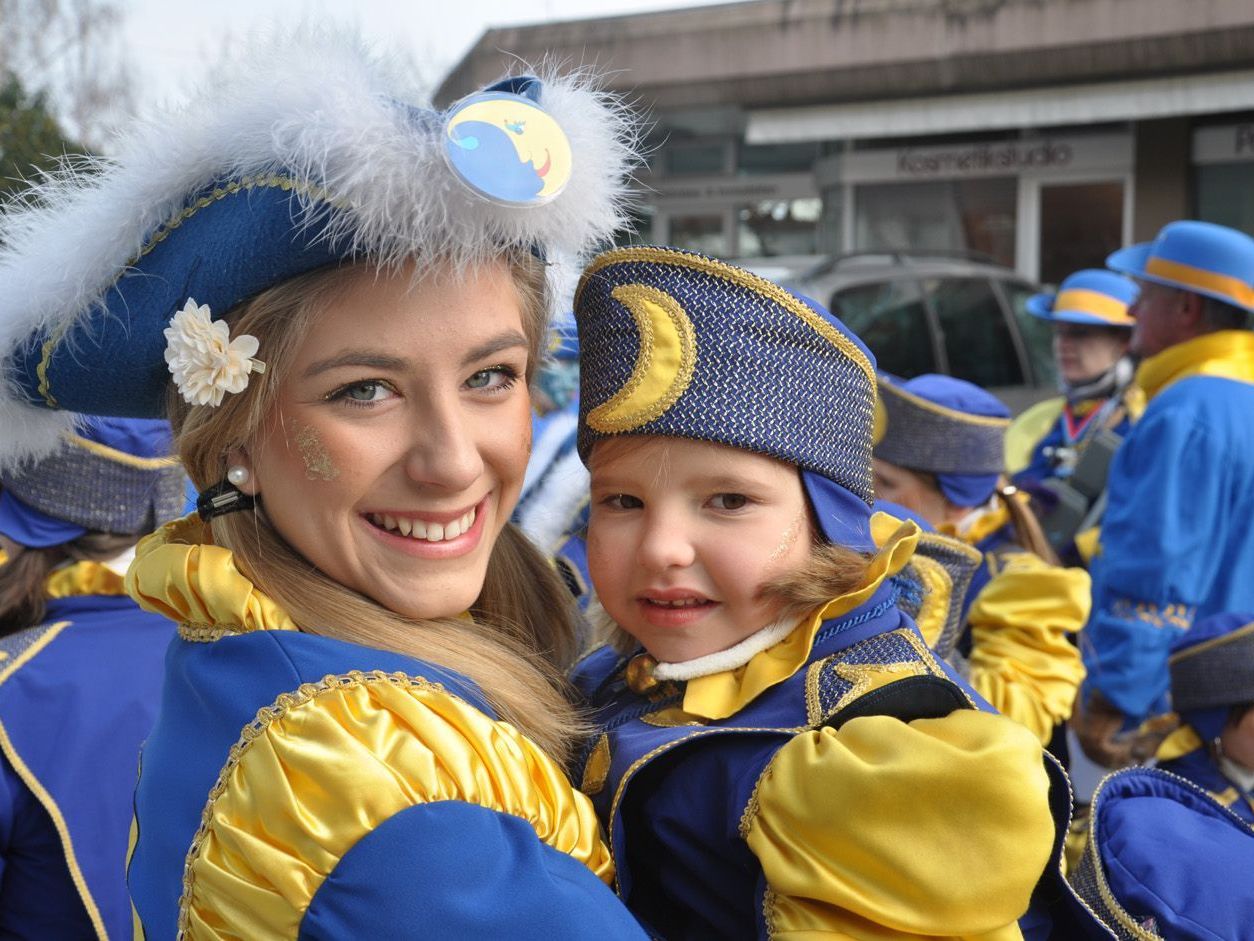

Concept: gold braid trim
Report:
left=175, top=670, right=446, bottom=940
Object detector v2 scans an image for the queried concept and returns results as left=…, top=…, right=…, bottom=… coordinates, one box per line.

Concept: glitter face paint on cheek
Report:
left=768, top=511, right=805, bottom=562
left=294, top=424, right=340, bottom=481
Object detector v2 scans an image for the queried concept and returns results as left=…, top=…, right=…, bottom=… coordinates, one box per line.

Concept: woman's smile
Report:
left=361, top=495, right=489, bottom=558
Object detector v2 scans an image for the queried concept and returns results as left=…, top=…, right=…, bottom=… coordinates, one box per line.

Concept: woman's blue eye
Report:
left=466, top=366, right=519, bottom=392
left=343, top=381, right=390, bottom=402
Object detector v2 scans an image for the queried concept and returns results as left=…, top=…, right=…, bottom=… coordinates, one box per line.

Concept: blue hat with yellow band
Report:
left=574, top=246, right=879, bottom=552
left=0, top=33, right=639, bottom=470
left=873, top=374, right=1010, bottom=508
left=0, top=417, right=184, bottom=547
left=1026, top=269, right=1137, bottom=328
left=1106, top=220, right=1254, bottom=314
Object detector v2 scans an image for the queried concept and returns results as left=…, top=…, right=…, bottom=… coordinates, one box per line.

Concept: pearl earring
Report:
left=226, top=465, right=250, bottom=487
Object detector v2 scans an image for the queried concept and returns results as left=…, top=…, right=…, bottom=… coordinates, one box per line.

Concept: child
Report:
left=1155, top=611, right=1254, bottom=823
left=570, top=246, right=1085, bottom=940
left=872, top=374, right=1090, bottom=747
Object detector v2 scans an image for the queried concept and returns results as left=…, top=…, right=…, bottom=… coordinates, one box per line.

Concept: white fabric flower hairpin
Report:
left=163, top=298, right=267, bottom=407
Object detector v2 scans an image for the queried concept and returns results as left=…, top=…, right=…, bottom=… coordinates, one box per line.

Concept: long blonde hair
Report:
left=168, top=255, right=585, bottom=763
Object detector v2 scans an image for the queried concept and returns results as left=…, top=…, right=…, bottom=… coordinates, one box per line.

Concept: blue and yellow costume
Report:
left=1080, top=221, right=1254, bottom=729
left=0, top=34, right=646, bottom=941
left=1155, top=612, right=1254, bottom=825
left=874, top=375, right=1090, bottom=746
left=0, top=418, right=185, bottom=940
left=1070, top=767, right=1254, bottom=939
left=570, top=247, right=1088, bottom=940
left=1012, top=270, right=1140, bottom=491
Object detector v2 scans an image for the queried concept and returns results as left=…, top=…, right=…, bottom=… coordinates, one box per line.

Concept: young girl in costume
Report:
left=871, top=374, right=1091, bottom=747
left=0, top=418, right=184, bottom=940
left=0, top=32, right=646, bottom=940
left=570, top=246, right=1076, bottom=940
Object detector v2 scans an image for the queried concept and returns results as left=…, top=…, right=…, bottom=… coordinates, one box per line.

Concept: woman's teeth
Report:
left=369, top=508, right=476, bottom=542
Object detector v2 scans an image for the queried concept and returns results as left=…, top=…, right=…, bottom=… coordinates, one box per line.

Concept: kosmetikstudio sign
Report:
left=833, top=134, right=1132, bottom=184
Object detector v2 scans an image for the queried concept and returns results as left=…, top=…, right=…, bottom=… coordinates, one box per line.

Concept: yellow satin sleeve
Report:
left=743, top=711, right=1051, bottom=940
left=180, top=671, right=614, bottom=940
left=966, top=553, right=1090, bottom=744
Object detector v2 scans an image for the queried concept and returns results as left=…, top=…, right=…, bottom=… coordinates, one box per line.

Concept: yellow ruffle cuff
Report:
left=966, top=551, right=1090, bottom=744
left=181, top=670, right=614, bottom=939
left=126, top=514, right=296, bottom=636
left=681, top=515, right=919, bottom=721
left=743, top=711, right=1051, bottom=940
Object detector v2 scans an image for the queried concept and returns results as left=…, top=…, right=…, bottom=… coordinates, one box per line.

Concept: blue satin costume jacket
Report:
left=0, top=591, right=174, bottom=941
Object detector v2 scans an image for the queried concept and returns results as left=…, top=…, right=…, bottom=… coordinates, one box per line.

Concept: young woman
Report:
left=0, top=418, right=184, bottom=940
left=0, top=33, right=644, bottom=940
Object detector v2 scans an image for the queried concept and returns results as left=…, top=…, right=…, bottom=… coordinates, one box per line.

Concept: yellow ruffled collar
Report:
left=125, top=513, right=297, bottom=634
left=679, top=513, right=919, bottom=721
left=1135, top=330, right=1254, bottom=402
left=45, top=560, right=128, bottom=599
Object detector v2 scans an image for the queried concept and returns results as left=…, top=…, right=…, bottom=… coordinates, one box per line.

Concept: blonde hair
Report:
left=168, top=255, right=585, bottom=764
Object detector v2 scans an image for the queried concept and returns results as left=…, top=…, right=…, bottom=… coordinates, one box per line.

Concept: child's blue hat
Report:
left=574, top=246, right=879, bottom=552
left=0, top=417, right=184, bottom=547
left=1169, top=611, right=1254, bottom=741
left=1025, top=269, right=1137, bottom=328
left=873, top=374, right=1010, bottom=508
left=0, top=31, right=639, bottom=470
left=1106, top=220, right=1254, bottom=313
left=1071, top=767, right=1254, bottom=940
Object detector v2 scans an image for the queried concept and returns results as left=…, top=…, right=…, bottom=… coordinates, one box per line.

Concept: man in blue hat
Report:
left=1073, top=220, right=1254, bottom=768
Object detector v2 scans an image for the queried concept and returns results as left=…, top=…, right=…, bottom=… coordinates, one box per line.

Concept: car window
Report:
left=923, top=277, right=1021, bottom=387
left=831, top=280, right=936, bottom=378
left=1000, top=280, right=1057, bottom=387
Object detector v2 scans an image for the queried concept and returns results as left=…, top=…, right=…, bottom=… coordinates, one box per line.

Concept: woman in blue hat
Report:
left=569, top=247, right=1085, bottom=940
left=0, top=31, right=646, bottom=941
left=0, top=417, right=184, bottom=940
left=872, top=374, right=1091, bottom=748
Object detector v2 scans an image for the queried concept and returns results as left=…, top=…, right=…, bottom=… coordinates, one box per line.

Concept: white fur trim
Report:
left=652, top=618, right=799, bottom=682
left=0, top=27, right=642, bottom=468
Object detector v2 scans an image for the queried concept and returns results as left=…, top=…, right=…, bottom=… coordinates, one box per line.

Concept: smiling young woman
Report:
left=0, top=31, right=644, bottom=941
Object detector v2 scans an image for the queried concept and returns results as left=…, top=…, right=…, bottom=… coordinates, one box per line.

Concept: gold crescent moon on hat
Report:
left=586, top=284, right=697, bottom=433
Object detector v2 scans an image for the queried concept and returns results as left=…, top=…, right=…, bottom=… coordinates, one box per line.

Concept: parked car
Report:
left=772, top=251, right=1057, bottom=413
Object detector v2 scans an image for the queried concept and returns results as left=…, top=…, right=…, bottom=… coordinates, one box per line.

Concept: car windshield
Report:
left=831, top=279, right=937, bottom=377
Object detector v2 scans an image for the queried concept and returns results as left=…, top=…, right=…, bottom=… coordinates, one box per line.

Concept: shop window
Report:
left=736, top=198, right=821, bottom=257
left=1196, top=164, right=1254, bottom=235
left=831, top=280, right=936, bottom=378
left=664, top=141, right=729, bottom=176
left=924, top=277, right=1022, bottom=388
left=1038, top=181, right=1124, bottom=287
left=738, top=142, right=820, bottom=175
left=854, top=178, right=1016, bottom=269
left=667, top=214, right=727, bottom=257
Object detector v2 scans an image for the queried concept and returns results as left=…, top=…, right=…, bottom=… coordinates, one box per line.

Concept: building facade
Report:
left=437, top=0, right=1254, bottom=285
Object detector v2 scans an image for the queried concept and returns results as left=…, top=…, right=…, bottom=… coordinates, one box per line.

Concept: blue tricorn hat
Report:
left=1071, top=767, right=1254, bottom=940
left=0, top=31, right=639, bottom=470
left=1107, top=220, right=1254, bottom=313
left=574, top=246, right=879, bottom=551
left=1026, top=269, right=1138, bottom=328
left=0, top=417, right=184, bottom=545
left=873, top=374, right=1011, bottom=508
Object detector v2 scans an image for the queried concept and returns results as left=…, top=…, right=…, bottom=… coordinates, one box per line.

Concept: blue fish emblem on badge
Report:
left=443, top=91, right=572, bottom=207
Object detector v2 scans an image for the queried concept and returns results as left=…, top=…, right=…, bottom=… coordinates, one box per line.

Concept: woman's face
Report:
left=234, top=260, right=533, bottom=620
left=1052, top=322, right=1130, bottom=385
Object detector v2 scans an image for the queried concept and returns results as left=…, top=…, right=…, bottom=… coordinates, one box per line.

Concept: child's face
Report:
left=588, top=436, right=814, bottom=663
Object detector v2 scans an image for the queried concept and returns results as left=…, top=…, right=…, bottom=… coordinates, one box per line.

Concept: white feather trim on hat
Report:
left=0, top=27, right=642, bottom=468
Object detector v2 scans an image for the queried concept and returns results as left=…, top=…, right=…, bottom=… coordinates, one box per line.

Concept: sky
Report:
left=120, top=0, right=741, bottom=118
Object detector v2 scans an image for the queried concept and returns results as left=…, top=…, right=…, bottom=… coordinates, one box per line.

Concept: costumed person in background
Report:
left=1069, top=766, right=1254, bottom=939
left=1008, top=270, right=1141, bottom=565
left=872, top=374, right=1090, bottom=748
left=1072, top=220, right=1254, bottom=773
left=0, top=32, right=648, bottom=940
left=570, top=247, right=1084, bottom=940
left=1154, top=612, right=1254, bottom=825
left=514, top=320, right=593, bottom=603
left=0, top=418, right=184, bottom=941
